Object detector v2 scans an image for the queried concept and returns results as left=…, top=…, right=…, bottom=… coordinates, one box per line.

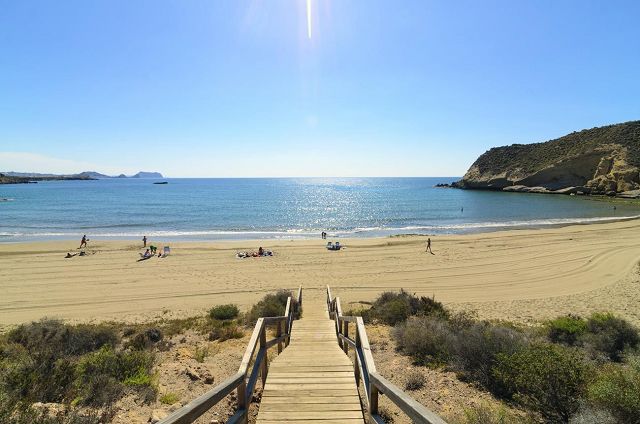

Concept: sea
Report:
left=1, top=177, right=638, bottom=242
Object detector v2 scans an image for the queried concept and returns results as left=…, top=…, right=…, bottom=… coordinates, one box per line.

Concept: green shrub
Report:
left=547, top=315, right=587, bottom=346
left=159, top=316, right=203, bottom=337
left=493, top=343, right=588, bottom=423
left=587, top=355, right=640, bottom=423
left=394, top=314, right=527, bottom=394
left=451, top=321, right=527, bottom=392
left=194, top=345, right=208, bottom=363
left=364, top=290, right=448, bottom=325
left=1, top=349, right=76, bottom=403
left=584, top=313, right=640, bottom=362
left=394, top=316, right=455, bottom=365
left=209, top=304, right=240, bottom=321
left=160, top=392, right=180, bottom=405
left=208, top=321, right=244, bottom=341
left=246, top=290, right=294, bottom=324
left=8, top=319, right=118, bottom=356
left=75, top=346, right=156, bottom=406
left=128, top=328, right=163, bottom=351
left=404, top=370, right=425, bottom=391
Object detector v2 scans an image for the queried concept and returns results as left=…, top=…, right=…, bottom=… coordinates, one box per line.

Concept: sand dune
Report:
left=1, top=219, right=640, bottom=329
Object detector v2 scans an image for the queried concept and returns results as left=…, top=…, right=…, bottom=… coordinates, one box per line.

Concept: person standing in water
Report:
left=143, top=235, right=147, bottom=247
left=425, top=238, right=433, bottom=254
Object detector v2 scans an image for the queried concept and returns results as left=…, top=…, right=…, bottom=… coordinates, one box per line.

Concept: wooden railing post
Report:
left=259, top=324, right=268, bottom=387
left=369, top=383, right=379, bottom=420
left=276, top=320, right=283, bottom=354
left=237, top=378, right=247, bottom=424
left=354, top=327, right=361, bottom=387
left=343, top=320, right=349, bottom=355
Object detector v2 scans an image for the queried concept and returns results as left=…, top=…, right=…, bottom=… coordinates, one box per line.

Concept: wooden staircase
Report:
left=160, top=286, right=446, bottom=424
left=256, top=298, right=364, bottom=423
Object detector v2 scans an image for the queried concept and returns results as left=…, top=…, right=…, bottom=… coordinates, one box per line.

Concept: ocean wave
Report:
left=1, top=214, right=638, bottom=240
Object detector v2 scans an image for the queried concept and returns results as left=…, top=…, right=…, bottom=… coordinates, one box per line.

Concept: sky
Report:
left=1, top=0, right=639, bottom=177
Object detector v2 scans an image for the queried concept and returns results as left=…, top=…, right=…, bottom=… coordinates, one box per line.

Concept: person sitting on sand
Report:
left=142, top=249, right=151, bottom=259
left=79, top=235, right=88, bottom=249
left=258, top=246, right=264, bottom=256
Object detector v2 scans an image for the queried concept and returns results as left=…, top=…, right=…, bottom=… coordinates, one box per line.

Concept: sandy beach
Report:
left=2, top=219, right=640, bottom=329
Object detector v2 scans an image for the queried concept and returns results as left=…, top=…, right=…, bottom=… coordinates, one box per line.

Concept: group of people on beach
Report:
left=237, top=246, right=273, bottom=258
left=139, top=236, right=169, bottom=260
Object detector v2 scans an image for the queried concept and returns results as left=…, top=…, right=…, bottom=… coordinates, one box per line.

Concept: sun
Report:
left=306, top=0, right=312, bottom=39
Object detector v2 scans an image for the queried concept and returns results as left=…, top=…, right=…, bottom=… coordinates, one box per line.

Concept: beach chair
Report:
left=163, top=246, right=171, bottom=257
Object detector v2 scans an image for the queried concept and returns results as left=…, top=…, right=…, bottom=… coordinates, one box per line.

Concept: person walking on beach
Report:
left=79, top=235, right=88, bottom=249
left=425, top=238, right=433, bottom=254
left=143, top=235, right=147, bottom=247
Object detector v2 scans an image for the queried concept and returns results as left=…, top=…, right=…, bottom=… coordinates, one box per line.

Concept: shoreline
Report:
left=2, top=218, right=640, bottom=330
left=2, top=213, right=640, bottom=244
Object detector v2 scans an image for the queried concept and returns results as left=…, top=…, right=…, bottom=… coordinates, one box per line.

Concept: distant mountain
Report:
left=76, top=171, right=163, bottom=179
left=456, top=121, right=640, bottom=197
left=130, top=171, right=163, bottom=179
left=76, top=171, right=112, bottom=179
left=1, top=170, right=164, bottom=182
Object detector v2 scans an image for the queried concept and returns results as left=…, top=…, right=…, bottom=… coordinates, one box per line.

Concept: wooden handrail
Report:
left=159, top=286, right=303, bottom=424
left=326, top=286, right=448, bottom=424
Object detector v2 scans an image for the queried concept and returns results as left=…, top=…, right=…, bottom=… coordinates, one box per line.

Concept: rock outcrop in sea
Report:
left=456, top=121, right=640, bottom=197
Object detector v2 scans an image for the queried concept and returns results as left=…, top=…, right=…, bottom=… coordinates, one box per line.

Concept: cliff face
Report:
left=458, top=121, right=640, bottom=195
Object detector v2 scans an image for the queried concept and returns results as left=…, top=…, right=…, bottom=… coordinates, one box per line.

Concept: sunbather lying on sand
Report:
left=236, top=248, right=273, bottom=258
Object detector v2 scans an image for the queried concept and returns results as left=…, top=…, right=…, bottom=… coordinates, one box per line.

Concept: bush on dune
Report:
left=75, top=346, right=156, bottom=406
left=209, top=304, right=240, bottom=321
left=246, top=290, right=297, bottom=324
left=587, top=355, right=640, bottom=424
left=362, top=290, right=448, bottom=325
left=394, top=316, right=455, bottom=365
left=584, top=313, right=639, bottom=362
left=394, top=313, right=527, bottom=393
left=1, top=319, right=119, bottom=404
left=546, top=313, right=639, bottom=362
left=7, top=319, right=118, bottom=357
left=208, top=320, right=244, bottom=341
left=547, top=315, right=588, bottom=346
left=492, top=343, right=589, bottom=423
left=0, top=318, right=156, bottom=420
left=451, top=321, right=528, bottom=392
left=127, top=327, right=163, bottom=351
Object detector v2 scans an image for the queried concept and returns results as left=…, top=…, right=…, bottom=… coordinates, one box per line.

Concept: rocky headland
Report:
left=0, top=173, right=96, bottom=184
left=454, top=120, right=640, bottom=198
left=0, top=171, right=164, bottom=184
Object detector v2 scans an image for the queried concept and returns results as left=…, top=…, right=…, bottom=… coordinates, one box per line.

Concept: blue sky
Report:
left=1, top=0, right=639, bottom=177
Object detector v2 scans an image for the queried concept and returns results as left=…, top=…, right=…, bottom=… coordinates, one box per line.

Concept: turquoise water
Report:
left=0, top=178, right=638, bottom=242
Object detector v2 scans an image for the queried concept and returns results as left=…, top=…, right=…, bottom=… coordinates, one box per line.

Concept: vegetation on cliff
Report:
left=458, top=121, right=640, bottom=194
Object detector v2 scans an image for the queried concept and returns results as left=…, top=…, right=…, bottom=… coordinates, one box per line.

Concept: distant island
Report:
left=452, top=120, right=640, bottom=198
left=0, top=171, right=163, bottom=184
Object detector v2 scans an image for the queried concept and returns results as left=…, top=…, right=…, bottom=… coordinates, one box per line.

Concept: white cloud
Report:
left=0, top=152, right=129, bottom=175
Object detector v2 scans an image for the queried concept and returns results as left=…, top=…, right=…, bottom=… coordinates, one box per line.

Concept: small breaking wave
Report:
left=1, top=214, right=638, bottom=241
